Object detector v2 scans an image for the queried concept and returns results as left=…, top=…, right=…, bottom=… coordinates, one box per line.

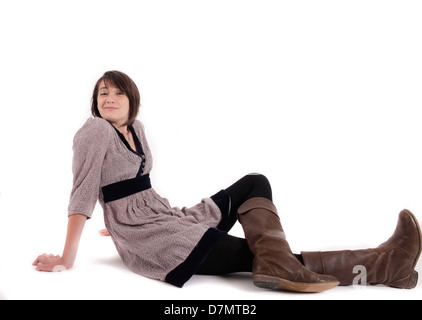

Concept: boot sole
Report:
left=253, top=274, right=339, bottom=293
left=403, top=209, right=422, bottom=289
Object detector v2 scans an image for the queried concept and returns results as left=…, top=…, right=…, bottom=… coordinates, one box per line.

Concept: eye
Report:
left=117, top=92, right=125, bottom=95
left=99, top=92, right=108, bottom=96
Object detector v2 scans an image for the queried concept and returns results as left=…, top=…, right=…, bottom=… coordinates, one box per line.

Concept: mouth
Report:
left=104, top=107, right=118, bottom=110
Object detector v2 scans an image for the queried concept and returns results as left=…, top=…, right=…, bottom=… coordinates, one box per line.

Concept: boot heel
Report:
left=407, top=271, right=418, bottom=289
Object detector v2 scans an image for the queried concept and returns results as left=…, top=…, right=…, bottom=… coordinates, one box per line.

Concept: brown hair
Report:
left=91, top=70, right=141, bottom=126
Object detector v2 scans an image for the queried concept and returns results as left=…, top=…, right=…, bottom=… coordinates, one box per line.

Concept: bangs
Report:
left=101, top=72, right=128, bottom=93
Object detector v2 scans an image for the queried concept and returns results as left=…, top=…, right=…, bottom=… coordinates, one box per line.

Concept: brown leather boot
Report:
left=301, top=209, right=421, bottom=289
left=238, top=197, right=339, bottom=293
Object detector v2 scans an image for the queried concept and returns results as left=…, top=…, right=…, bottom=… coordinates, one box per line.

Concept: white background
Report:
left=0, top=0, right=421, bottom=300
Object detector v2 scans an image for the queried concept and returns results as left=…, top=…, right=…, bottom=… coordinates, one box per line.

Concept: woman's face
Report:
left=97, top=81, right=130, bottom=128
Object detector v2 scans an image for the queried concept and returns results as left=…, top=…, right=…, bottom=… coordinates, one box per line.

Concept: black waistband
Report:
left=102, top=174, right=151, bottom=203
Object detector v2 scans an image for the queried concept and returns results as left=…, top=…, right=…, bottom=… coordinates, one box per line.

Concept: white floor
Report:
left=2, top=245, right=421, bottom=301
left=1, top=200, right=421, bottom=301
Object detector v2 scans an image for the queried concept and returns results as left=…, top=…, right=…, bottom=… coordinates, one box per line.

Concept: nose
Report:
left=106, top=95, right=116, bottom=103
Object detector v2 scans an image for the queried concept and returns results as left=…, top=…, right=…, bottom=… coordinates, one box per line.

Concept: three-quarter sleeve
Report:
left=68, top=118, right=112, bottom=219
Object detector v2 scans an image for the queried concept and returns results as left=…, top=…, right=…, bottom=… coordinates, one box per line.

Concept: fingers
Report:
left=35, top=264, right=52, bottom=272
left=32, top=253, right=61, bottom=271
left=35, top=263, right=65, bottom=272
left=33, top=253, right=60, bottom=263
left=32, top=257, right=40, bottom=266
left=98, top=228, right=111, bottom=236
left=32, top=253, right=48, bottom=265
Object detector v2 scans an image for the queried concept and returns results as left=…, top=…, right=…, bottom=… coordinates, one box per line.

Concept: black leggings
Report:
left=225, top=173, right=273, bottom=231
left=196, top=174, right=304, bottom=275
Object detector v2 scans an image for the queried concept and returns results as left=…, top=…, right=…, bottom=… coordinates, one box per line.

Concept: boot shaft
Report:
left=302, top=209, right=421, bottom=289
left=302, top=247, right=416, bottom=288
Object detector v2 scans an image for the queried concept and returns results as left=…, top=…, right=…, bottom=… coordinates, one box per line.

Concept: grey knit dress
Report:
left=68, top=117, right=230, bottom=287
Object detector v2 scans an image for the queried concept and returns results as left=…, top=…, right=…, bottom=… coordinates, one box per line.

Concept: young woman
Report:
left=33, top=71, right=421, bottom=292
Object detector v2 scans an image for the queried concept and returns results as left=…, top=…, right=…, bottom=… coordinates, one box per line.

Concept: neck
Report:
left=111, top=122, right=131, bottom=142
left=110, top=121, right=129, bottom=134
left=116, top=124, right=129, bottom=135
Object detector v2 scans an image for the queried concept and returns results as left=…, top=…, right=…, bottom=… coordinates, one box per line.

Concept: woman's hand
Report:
left=32, top=253, right=70, bottom=272
left=98, top=228, right=111, bottom=236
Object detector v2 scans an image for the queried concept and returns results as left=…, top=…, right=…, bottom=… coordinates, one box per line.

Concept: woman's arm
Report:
left=33, top=214, right=87, bottom=271
left=34, top=119, right=111, bottom=271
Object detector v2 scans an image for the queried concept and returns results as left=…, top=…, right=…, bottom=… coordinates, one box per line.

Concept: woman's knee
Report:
left=246, top=173, right=272, bottom=201
left=247, top=173, right=270, bottom=187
